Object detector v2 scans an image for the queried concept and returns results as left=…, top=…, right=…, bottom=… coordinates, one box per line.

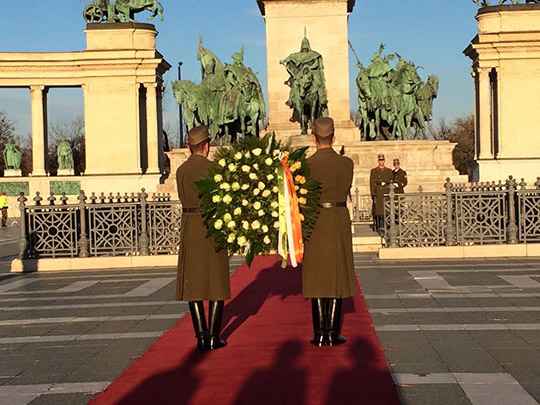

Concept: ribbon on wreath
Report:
left=277, top=153, right=304, bottom=268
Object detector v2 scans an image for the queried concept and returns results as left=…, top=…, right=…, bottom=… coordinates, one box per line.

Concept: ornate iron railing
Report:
left=383, top=177, right=540, bottom=248
left=17, top=190, right=181, bottom=259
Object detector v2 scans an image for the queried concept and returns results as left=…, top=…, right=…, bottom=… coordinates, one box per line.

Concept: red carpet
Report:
left=91, top=255, right=399, bottom=405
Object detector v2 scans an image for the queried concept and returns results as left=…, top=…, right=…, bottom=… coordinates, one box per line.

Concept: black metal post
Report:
left=178, top=62, right=185, bottom=148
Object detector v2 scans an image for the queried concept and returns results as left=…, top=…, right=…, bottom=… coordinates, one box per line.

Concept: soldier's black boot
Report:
left=310, top=298, right=327, bottom=347
left=327, top=298, right=346, bottom=346
left=208, top=300, right=227, bottom=350
left=188, top=301, right=208, bottom=350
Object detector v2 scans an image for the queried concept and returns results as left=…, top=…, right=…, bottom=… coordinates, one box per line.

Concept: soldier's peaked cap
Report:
left=393, top=158, right=400, bottom=164
left=313, top=117, right=334, bottom=138
left=188, top=125, right=210, bottom=146
left=378, top=153, right=385, bottom=160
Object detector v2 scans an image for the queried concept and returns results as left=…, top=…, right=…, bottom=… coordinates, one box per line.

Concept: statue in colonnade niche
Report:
left=83, top=0, right=164, bottom=23
left=57, top=139, right=74, bottom=171
left=3, top=140, right=22, bottom=170
left=280, top=32, right=328, bottom=135
left=351, top=43, right=438, bottom=141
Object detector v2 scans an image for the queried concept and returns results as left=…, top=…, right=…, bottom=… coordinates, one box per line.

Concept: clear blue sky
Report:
left=0, top=0, right=480, bottom=141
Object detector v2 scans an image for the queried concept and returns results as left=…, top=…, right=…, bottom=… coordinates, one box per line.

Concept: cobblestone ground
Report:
left=1, top=255, right=540, bottom=404
left=356, top=255, right=540, bottom=405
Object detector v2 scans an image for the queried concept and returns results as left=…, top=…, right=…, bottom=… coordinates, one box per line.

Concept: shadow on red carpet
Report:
left=91, top=255, right=399, bottom=405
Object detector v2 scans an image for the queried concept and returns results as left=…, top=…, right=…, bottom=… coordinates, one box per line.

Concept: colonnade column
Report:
left=144, top=82, right=160, bottom=174
left=477, top=67, right=493, bottom=160
left=30, top=85, right=48, bottom=176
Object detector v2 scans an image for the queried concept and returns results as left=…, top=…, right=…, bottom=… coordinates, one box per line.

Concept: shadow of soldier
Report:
left=114, top=349, right=210, bottom=405
left=325, top=337, right=399, bottom=405
left=221, top=256, right=302, bottom=340
left=233, top=340, right=307, bottom=405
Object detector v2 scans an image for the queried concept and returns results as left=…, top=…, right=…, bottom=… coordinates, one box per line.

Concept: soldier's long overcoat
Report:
left=370, top=167, right=393, bottom=216
left=303, top=148, right=357, bottom=298
left=392, top=168, right=408, bottom=194
left=176, top=154, right=230, bottom=301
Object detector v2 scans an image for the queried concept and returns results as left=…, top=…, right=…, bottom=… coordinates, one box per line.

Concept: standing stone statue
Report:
left=3, top=140, right=22, bottom=171
left=280, top=33, right=328, bottom=135
left=57, top=139, right=74, bottom=171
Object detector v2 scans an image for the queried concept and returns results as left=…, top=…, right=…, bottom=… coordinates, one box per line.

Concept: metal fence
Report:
left=18, top=190, right=181, bottom=259
left=383, top=177, right=540, bottom=248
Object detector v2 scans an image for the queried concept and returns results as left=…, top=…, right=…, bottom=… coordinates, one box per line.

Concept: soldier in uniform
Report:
left=392, top=158, right=408, bottom=194
left=176, top=126, right=231, bottom=350
left=303, top=117, right=357, bottom=347
left=370, top=154, right=393, bottom=235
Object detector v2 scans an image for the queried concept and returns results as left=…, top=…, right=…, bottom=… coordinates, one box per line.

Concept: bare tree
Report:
left=431, top=115, right=475, bottom=179
left=48, top=117, right=86, bottom=175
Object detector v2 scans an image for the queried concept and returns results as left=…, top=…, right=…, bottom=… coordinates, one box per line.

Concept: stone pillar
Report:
left=145, top=82, right=160, bottom=174
left=30, top=85, right=48, bottom=176
left=477, top=67, right=493, bottom=160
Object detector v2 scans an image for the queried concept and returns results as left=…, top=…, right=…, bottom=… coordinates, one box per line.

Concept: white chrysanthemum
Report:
left=218, top=159, right=226, bottom=167
left=253, top=163, right=259, bottom=170
left=263, top=236, right=271, bottom=244
left=251, top=220, right=261, bottom=230
left=241, top=184, right=249, bottom=190
left=262, top=190, right=271, bottom=198
left=223, top=194, right=232, bottom=204
left=241, top=165, right=251, bottom=173
left=223, top=213, right=232, bottom=223
left=242, top=199, right=249, bottom=206
left=271, top=201, right=278, bottom=208
left=237, top=236, right=247, bottom=246
left=234, top=152, right=243, bottom=161
left=265, top=158, right=273, bottom=166
left=220, top=183, right=231, bottom=191
left=227, top=233, right=236, bottom=243
left=272, top=186, right=279, bottom=193
left=227, top=221, right=236, bottom=229
left=212, top=195, right=222, bottom=203
left=231, top=182, right=240, bottom=191
left=253, top=188, right=261, bottom=196
left=242, top=221, right=250, bottom=230
left=214, top=219, right=223, bottom=230
left=214, top=174, right=223, bottom=182
left=274, top=221, right=280, bottom=229
left=252, top=148, right=262, bottom=156
left=273, top=150, right=280, bottom=156
left=258, top=209, right=265, bottom=217
left=228, top=163, right=237, bottom=172
left=249, top=173, right=258, bottom=180
left=271, top=211, right=279, bottom=217
left=262, top=225, right=269, bottom=233
left=267, top=174, right=274, bottom=181
left=244, top=152, right=251, bottom=159
left=233, top=207, right=242, bottom=216
left=253, top=201, right=261, bottom=210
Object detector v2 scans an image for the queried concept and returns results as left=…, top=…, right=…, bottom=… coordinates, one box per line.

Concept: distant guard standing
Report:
left=392, top=158, right=407, bottom=194
left=370, top=154, right=393, bottom=235
left=176, top=126, right=231, bottom=350
left=303, top=117, right=357, bottom=347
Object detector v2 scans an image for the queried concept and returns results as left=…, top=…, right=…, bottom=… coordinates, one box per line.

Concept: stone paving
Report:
left=0, top=255, right=539, bottom=404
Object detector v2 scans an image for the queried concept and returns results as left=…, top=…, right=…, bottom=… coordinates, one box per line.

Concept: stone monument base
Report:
left=57, top=169, right=75, bottom=176
left=268, top=120, right=359, bottom=143
left=160, top=136, right=468, bottom=196
left=4, top=169, right=22, bottom=177
left=477, top=158, right=540, bottom=184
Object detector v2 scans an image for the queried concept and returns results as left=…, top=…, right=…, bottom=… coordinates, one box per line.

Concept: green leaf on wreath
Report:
left=195, top=179, right=217, bottom=193
left=289, top=147, right=308, bottom=161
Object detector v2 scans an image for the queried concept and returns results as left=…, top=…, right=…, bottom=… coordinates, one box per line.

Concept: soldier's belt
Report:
left=181, top=207, right=201, bottom=214
left=319, top=202, right=347, bottom=209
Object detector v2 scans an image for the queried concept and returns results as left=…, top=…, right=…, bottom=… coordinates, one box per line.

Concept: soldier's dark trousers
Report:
left=375, top=215, right=385, bottom=234
left=311, top=298, right=326, bottom=347
left=326, top=298, right=346, bottom=346
left=1, top=208, right=7, bottom=227
left=311, top=298, right=347, bottom=347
